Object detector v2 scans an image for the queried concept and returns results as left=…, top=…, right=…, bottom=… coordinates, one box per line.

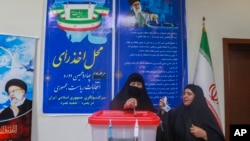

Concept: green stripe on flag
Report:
left=199, top=27, right=212, bottom=66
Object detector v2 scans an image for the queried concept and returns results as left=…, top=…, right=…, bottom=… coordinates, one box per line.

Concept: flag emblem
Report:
left=193, top=17, right=222, bottom=129
left=209, top=83, right=218, bottom=104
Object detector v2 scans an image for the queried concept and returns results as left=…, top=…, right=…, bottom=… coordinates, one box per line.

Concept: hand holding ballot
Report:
left=159, top=97, right=171, bottom=113
left=124, top=98, right=138, bottom=109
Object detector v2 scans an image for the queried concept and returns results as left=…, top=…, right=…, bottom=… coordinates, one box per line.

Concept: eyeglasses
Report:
left=8, top=89, right=22, bottom=95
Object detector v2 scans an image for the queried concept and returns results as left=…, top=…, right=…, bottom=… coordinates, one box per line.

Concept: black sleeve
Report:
left=156, top=110, right=169, bottom=141
left=109, top=94, right=127, bottom=110
left=0, top=107, right=14, bottom=120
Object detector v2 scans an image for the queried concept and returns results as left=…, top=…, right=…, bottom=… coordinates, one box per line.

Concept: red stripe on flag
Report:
left=205, top=99, right=223, bottom=130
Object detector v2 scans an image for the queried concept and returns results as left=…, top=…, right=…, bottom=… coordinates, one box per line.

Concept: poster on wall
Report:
left=0, top=34, right=36, bottom=140
left=43, top=0, right=113, bottom=114
left=115, top=0, right=187, bottom=108
left=43, top=0, right=187, bottom=114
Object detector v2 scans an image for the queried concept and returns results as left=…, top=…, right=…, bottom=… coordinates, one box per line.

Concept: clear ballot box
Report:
left=88, top=110, right=160, bottom=141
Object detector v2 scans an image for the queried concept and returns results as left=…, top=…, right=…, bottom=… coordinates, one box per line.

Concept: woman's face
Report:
left=182, top=88, right=195, bottom=106
left=129, top=81, right=143, bottom=89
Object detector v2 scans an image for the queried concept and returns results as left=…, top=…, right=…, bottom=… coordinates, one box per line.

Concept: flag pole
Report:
left=194, top=16, right=223, bottom=130
left=202, top=16, right=206, bottom=30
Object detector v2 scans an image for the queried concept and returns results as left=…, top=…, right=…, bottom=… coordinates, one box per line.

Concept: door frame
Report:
left=223, top=38, right=250, bottom=141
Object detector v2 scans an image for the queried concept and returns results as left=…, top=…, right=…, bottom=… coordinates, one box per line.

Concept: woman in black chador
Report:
left=109, top=73, right=156, bottom=112
left=167, top=84, right=225, bottom=141
left=110, top=73, right=171, bottom=141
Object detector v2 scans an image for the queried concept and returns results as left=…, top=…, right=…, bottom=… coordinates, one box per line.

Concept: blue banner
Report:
left=43, top=0, right=113, bottom=114
left=43, top=0, right=187, bottom=114
left=115, top=0, right=187, bottom=108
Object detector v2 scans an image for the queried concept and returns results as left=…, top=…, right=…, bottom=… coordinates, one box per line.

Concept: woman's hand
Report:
left=123, top=98, right=137, bottom=109
left=159, top=97, right=166, bottom=108
left=190, top=124, right=208, bottom=140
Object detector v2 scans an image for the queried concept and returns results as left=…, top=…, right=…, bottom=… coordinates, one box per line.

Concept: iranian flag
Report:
left=193, top=25, right=222, bottom=129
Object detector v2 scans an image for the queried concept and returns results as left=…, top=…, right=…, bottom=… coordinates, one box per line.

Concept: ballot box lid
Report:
left=88, top=110, right=160, bottom=126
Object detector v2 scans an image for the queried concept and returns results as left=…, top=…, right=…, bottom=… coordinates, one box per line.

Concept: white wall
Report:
left=0, top=0, right=250, bottom=140
left=186, top=0, right=250, bottom=135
